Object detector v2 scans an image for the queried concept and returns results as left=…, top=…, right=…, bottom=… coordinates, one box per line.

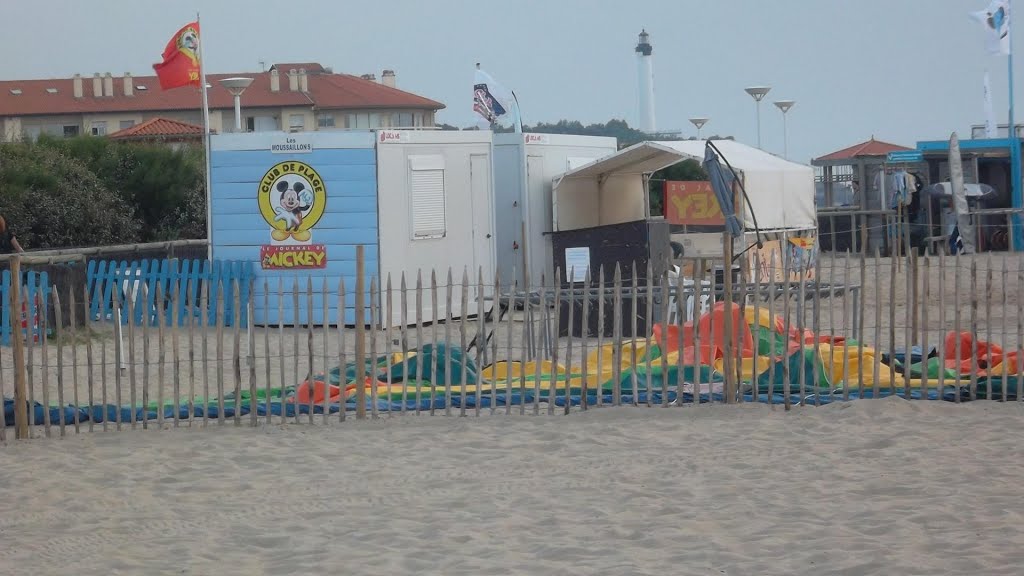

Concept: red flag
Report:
left=152, top=22, right=201, bottom=90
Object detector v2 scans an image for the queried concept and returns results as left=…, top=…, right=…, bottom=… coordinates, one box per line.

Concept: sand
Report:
left=4, top=399, right=1024, bottom=575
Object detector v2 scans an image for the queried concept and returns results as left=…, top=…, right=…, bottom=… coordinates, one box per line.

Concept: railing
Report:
left=1, top=245, right=1022, bottom=441
left=86, top=258, right=254, bottom=327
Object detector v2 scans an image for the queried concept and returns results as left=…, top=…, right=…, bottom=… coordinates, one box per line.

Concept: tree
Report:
left=0, top=142, right=141, bottom=249
left=33, top=135, right=205, bottom=242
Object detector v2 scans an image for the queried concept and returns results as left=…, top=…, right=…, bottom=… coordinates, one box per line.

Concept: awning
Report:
left=555, top=141, right=687, bottom=182
left=552, top=142, right=689, bottom=232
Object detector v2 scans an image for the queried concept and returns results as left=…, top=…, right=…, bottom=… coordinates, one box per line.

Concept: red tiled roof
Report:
left=108, top=117, right=206, bottom=140
left=270, top=63, right=325, bottom=74
left=815, top=138, right=911, bottom=161
left=0, top=64, right=444, bottom=117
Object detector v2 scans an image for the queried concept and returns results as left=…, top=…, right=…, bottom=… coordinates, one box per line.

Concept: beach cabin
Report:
left=492, top=133, right=618, bottom=287
left=209, top=130, right=496, bottom=327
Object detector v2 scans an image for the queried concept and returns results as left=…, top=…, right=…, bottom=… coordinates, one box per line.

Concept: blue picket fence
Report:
left=0, top=270, right=50, bottom=346
left=86, top=259, right=254, bottom=328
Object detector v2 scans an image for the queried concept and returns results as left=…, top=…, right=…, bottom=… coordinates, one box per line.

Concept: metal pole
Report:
left=756, top=101, right=762, bottom=149
left=1009, top=0, right=1023, bottom=251
left=197, top=11, right=213, bottom=262
left=233, top=94, right=242, bottom=132
left=782, top=113, right=788, bottom=159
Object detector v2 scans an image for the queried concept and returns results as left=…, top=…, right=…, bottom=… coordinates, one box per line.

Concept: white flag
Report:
left=473, top=66, right=521, bottom=132
left=984, top=70, right=998, bottom=138
left=971, top=0, right=1011, bottom=56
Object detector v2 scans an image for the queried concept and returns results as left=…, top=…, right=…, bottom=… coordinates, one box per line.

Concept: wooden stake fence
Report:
left=1, top=245, right=1023, bottom=441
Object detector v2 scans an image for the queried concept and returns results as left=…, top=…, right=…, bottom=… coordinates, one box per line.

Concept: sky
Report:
left=0, top=0, right=1014, bottom=163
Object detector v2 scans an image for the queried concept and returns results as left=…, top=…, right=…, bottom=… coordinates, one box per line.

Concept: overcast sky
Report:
left=0, top=0, right=1013, bottom=163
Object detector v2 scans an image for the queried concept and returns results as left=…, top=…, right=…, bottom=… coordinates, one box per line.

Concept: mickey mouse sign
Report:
left=258, top=161, right=328, bottom=270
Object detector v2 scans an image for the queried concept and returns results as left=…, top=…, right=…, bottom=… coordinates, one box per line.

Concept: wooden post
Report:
left=400, top=273, right=409, bottom=416
left=722, top=232, right=735, bottom=404
left=504, top=274, right=515, bottom=415
left=953, top=253, right=962, bottom=403
left=368, top=276, right=379, bottom=420
left=306, top=278, right=315, bottom=424
left=694, top=259, right=706, bottom=406
left=338, top=277, right=348, bottom=422
left=872, top=249, right=882, bottom=399
left=53, top=290, right=66, bottom=437
left=611, top=265, right=622, bottom=407
left=354, top=245, right=367, bottom=420
left=751, top=251, right=762, bottom=404
left=550, top=267, right=561, bottom=415
left=10, top=257, right=29, bottom=439
left=766, top=253, right=777, bottom=406
left=969, top=259, right=979, bottom=401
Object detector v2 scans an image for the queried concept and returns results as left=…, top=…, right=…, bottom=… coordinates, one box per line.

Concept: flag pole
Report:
left=197, top=11, right=214, bottom=261
left=511, top=90, right=523, bottom=133
left=1010, top=0, right=1023, bottom=250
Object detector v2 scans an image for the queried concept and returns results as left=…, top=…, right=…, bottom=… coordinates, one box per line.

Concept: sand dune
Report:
left=3, top=399, right=1024, bottom=575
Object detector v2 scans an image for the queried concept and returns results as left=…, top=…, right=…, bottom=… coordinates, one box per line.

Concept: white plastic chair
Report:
left=667, top=265, right=713, bottom=325
left=115, top=269, right=149, bottom=372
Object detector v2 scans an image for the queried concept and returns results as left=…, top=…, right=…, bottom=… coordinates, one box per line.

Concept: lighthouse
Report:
left=636, top=29, right=656, bottom=134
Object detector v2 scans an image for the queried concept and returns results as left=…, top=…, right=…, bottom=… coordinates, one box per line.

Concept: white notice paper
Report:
left=564, top=247, right=590, bottom=283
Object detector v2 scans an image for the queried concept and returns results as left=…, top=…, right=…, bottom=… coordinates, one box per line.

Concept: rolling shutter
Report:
left=409, top=155, right=446, bottom=238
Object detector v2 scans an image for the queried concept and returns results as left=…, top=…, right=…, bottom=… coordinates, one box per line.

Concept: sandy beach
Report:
left=3, top=399, right=1024, bottom=575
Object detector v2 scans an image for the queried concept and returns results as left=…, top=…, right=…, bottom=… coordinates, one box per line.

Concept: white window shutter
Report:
left=409, top=155, right=446, bottom=238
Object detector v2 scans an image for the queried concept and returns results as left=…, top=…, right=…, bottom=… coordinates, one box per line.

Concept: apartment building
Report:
left=0, top=63, right=445, bottom=141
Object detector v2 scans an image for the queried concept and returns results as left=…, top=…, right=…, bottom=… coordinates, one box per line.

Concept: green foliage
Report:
left=0, top=136, right=206, bottom=249
left=0, top=142, right=140, bottom=248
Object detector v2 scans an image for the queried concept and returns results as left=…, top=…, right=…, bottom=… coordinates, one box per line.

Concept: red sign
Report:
left=664, top=181, right=725, bottom=226
left=261, top=244, right=327, bottom=270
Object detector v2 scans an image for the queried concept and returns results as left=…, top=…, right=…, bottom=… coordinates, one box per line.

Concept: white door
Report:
left=469, top=154, right=494, bottom=308
left=525, top=155, right=549, bottom=285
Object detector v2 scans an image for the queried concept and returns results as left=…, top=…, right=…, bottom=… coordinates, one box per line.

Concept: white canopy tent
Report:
left=654, top=140, right=817, bottom=232
left=551, top=141, right=687, bottom=231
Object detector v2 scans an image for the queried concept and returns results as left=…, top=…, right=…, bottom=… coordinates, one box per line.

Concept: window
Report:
left=413, top=112, right=423, bottom=127
left=392, top=112, right=414, bottom=128
left=409, top=155, right=446, bottom=239
left=348, top=113, right=370, bottom=130
left=90, top=121, right=107, bottom=136
left=317, top=113, right=335, bottom=128
left=119, top=120, right=135, bottom=130
left=289, top=114, right=304, bottom=132
left=63, top=125, right=79, bottom=137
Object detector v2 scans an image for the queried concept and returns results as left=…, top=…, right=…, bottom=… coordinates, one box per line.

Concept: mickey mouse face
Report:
left=278, top=180, right=306, bottom=211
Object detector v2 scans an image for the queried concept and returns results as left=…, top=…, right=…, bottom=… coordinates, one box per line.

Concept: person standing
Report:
left=0, top=216, right=25, bottom=254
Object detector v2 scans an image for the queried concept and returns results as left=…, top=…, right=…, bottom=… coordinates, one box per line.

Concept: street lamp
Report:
left=773, top=100, right=795, bottom=159
left=219, top=77, right=254, bottom=132
left=689, top=117, right=709, bottom=140
left=744, top=86, right=771, bottom=149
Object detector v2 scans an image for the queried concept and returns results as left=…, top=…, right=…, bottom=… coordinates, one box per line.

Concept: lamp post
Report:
left=689, top=117, right=709, bottom=140
left=773, top=100, right=795, bottom=159
left=219, top=77, right=254, bottom=132
left=744, top=86, right=771, bottom=149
